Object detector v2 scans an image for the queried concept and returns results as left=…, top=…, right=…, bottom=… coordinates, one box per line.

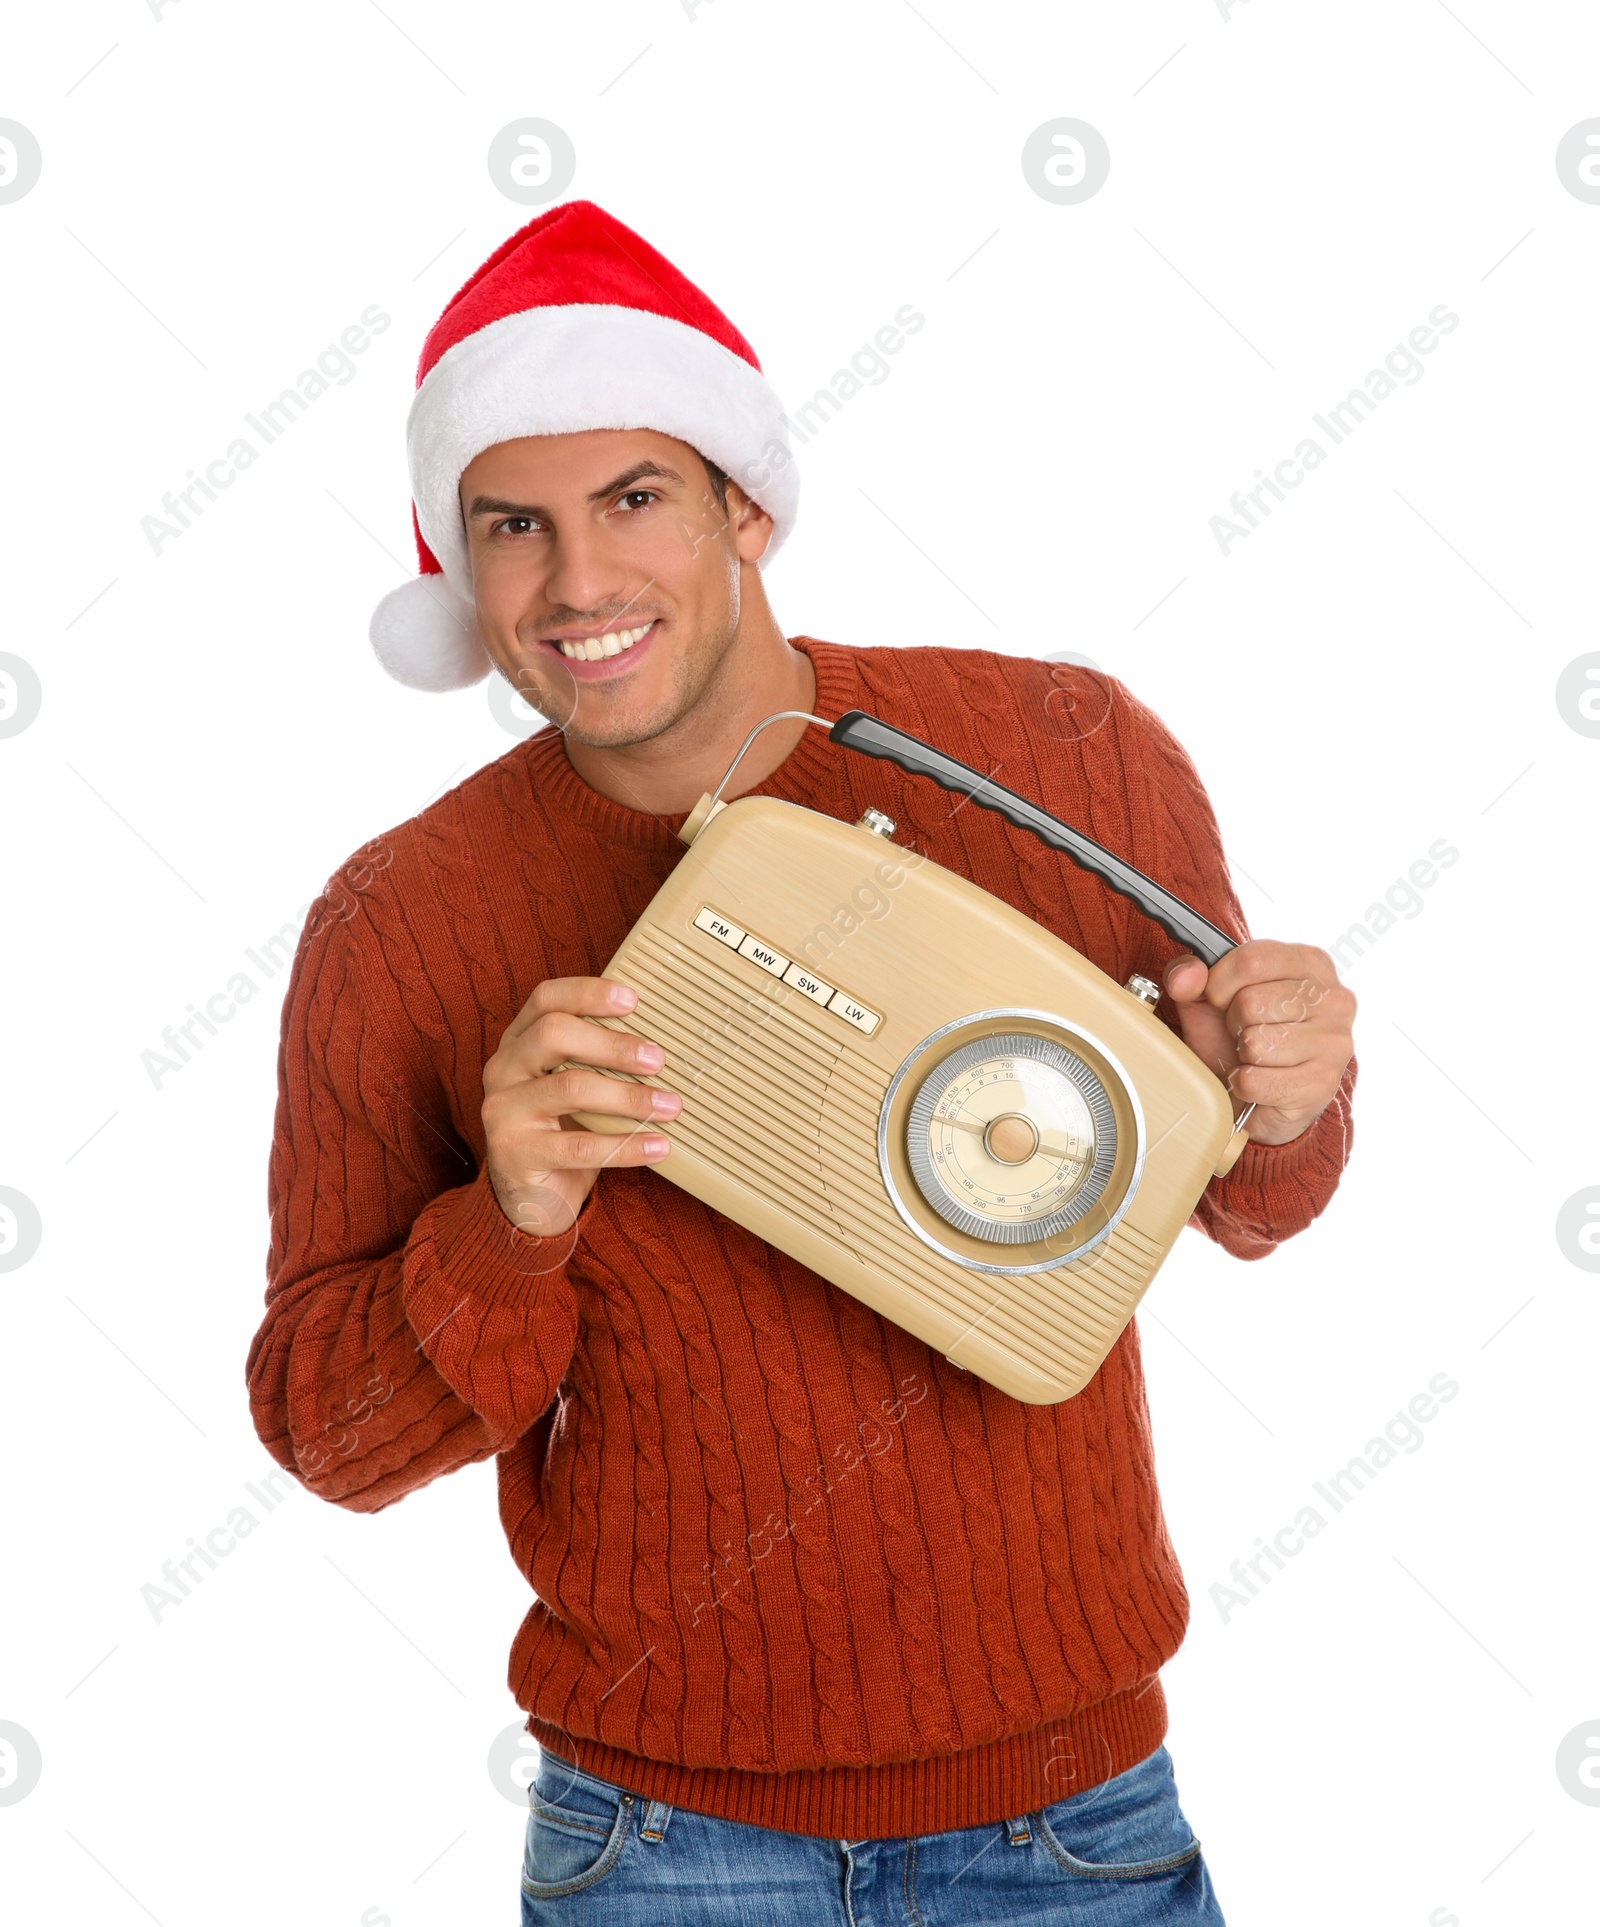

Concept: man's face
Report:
left=458, top=427, right=773, bottom=748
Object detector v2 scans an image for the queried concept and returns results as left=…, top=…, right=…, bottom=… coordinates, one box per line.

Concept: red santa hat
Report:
left=369, top=199, right=800, bottom=690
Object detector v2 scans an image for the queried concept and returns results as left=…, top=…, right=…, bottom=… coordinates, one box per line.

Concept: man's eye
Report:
left=616, top=489, right=658, bottom=511
left=495, top=517, right=538, bottom=536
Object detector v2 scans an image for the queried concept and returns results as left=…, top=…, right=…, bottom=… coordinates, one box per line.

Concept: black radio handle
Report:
left=829, top=709, right=1238, bottom=968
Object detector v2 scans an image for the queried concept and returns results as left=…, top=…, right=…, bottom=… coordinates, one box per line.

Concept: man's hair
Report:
left=700, top=453, right=731, bottom=515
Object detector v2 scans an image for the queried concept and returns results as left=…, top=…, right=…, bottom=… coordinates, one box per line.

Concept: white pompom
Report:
left=369, top=576, right=491, bottom=691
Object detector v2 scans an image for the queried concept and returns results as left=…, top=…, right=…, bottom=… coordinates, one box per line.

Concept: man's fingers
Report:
left=1233, top=1021, right=1326, bottom=1068
left=1225, top=1061, right=1328, bottom=1112
left=482, top=1070, right=677, bottom=1159
left=1201, top=942, right=1341, bottom=1007
left=1163, top=955, right=1209, bottom=1002
left=487, top=1010, right=665, bottom=1088
left=482, top=977, right=673, bottom=1231
left=544, top=1124, right=671, bottom=1171
left=501, top=975, right=638, bottom=1045
left=528, top=1065, right=681, bottom=1127
left=1223, top=975, right=1355, bottom=1033
left=496, top=1120, right=672, bottom=1174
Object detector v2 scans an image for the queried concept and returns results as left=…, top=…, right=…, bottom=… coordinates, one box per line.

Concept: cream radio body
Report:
left=572, top=710, right=1251, bottom=1407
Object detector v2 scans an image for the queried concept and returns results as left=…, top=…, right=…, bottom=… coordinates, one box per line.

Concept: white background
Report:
left=2, top=3, right=1597, bottom=1923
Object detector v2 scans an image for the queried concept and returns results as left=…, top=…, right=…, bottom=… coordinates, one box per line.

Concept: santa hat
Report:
left=369, top=199, right=800, bottom=691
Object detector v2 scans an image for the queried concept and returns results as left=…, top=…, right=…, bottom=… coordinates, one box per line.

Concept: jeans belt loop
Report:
left=639, top=1797, right=674, bottom=1843
left=1006, top=1815, right=1032, bottom=1845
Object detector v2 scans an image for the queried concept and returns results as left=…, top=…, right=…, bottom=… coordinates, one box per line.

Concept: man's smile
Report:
left=535, top=616, right=662, bottom=679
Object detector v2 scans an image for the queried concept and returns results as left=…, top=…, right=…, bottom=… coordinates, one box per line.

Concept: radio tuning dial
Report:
left=1125, top=974, right=1161, bottom=1009
left=902, top=1031, right=1119, bottom=1246
left=856, top=808, right=897, bottom=838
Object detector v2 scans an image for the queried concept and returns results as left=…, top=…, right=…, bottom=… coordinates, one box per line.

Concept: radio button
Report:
left=694, top=906, right=746, bottom=950
left=738, top=934, right=790, bottom=977
left=783, top=963, right=835, bottom=1005
left=828, top=992, right=881, bottom=1036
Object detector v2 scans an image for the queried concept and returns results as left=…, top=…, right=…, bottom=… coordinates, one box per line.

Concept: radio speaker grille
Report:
left=615, top=930, right=1166, bottom=1385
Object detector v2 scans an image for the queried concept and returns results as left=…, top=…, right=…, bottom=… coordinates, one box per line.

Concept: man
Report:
left=248, top=201, right=1356, bottom=1923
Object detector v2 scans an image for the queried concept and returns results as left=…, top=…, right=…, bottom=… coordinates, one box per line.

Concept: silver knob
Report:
left=1125, top=973, right=1161, bottom=1009
left=856, top=808, right=897, bottom=838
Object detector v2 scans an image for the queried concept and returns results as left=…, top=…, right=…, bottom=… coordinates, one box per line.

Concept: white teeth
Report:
left=556, top=621, right=652, bottom=661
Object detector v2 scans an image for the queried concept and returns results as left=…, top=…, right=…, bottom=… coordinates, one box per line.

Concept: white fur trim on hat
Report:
left=369, top=575, right=489, bottom=692
left=407, top=302, right=800, bottom=611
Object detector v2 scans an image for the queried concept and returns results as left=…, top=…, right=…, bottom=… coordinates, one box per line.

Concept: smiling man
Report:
left=247, top=201, right=1356, bottom=1926
left=454, top=431, right=815, bottom=824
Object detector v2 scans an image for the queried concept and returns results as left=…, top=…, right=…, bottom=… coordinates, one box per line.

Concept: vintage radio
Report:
left=572, top=709, right=1253, bottom=1405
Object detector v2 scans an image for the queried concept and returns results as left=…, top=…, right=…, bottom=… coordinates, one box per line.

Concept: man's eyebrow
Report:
left=585, top=460, right=684, bottom=501
left=466, top=496, right=539, bottom=518
left=465, top=462, right=685, bottom=522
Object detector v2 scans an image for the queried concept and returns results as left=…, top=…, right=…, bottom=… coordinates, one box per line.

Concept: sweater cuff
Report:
left=404, top=1167, right=596, bottom=1314
left=1227, top=1110, right=1335, bottom=1179
left=1198, top=1063, right=1355, bottom=1244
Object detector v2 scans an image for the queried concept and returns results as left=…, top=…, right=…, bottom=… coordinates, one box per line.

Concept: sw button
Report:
left=783, top=964, right=835, bottom=1006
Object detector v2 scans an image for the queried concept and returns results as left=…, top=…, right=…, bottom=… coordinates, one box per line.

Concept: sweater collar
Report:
left=518, top=637, right=864, bottom=848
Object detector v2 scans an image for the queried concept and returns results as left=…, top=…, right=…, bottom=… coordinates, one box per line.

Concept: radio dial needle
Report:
left=938, top=1112, right=1084, bottom=1166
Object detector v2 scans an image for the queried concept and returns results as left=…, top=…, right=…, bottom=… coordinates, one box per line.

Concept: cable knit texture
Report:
left=247, top=639, right=1356, bottom=1838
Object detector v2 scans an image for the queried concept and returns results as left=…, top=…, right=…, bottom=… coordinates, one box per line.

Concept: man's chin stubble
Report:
left=511, top=667, right=697, bottom=754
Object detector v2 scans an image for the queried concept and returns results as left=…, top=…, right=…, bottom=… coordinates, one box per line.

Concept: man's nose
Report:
left=540, top=522, right=634, bottom=619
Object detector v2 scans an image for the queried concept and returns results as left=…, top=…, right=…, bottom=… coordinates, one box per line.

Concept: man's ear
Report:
left=729, top=484, right=775, bottom=564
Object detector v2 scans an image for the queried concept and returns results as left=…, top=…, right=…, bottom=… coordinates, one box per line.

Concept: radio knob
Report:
left=856, top=808, right=897, bottom=838
left=1125, top=973, right=1161, bottom=1009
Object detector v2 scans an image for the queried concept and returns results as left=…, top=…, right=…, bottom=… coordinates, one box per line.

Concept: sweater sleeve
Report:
left=1109, top=679, right=1357, bottom=1261
left=244, top=893, right=590, bottom=1512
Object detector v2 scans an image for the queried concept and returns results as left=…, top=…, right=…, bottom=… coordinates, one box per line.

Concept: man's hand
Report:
left=481, top=976, right=678, bottom=1239
left=1163, top=941, right=1355, bottom=1148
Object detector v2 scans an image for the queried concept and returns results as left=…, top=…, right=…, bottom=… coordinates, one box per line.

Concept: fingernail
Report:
left=643, top=1135, right=670, bottom=1159
left=609, top=984, right=637, bottom=1010
left=651, top=1090, right=681, bottom=1116
left=636, top=1041, right=665, bottom=1070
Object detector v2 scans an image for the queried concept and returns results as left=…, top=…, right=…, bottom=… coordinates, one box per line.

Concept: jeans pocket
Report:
left=1034, top=1745, right=1203, bottom=1881
left=521, top=1759, right=635, bottom=1899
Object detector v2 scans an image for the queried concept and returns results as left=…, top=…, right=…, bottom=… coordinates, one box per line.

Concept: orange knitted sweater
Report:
left=246, top=639, right=1355, bottom=1838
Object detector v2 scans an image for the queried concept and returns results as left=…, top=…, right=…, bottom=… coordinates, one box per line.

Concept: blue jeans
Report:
left=520, top=1743, right=1225, bottom=1924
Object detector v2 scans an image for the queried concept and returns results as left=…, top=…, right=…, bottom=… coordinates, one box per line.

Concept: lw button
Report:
left=855, top=808, right=897, bottom=838
left=1125, top=974, right=1161, bottom=1009
left=829, top=992, right=881, bottom=1036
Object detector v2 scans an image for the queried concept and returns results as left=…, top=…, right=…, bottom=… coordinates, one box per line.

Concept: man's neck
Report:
left=562, top=619, right=819, bottom=818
